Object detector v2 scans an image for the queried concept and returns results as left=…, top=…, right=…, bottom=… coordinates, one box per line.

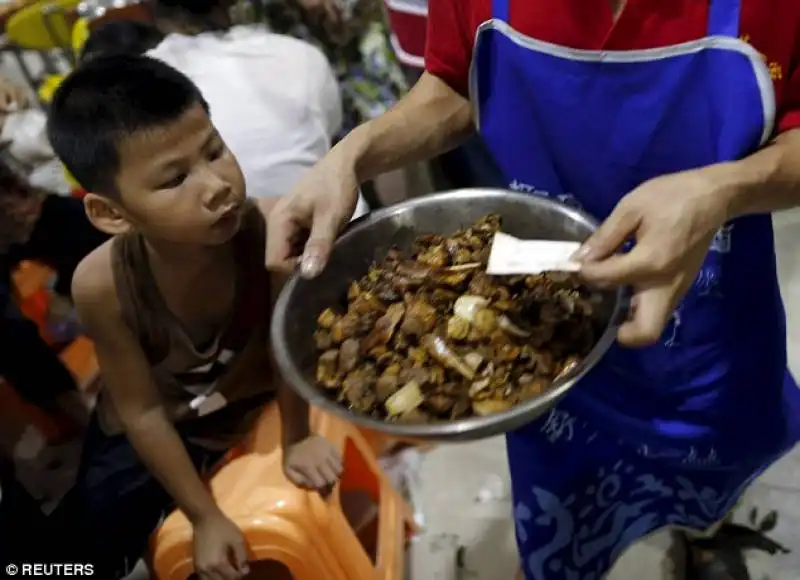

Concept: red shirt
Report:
left=425, top=0, right=800, bottom=132
left=384, top=0, right=429, bottom=68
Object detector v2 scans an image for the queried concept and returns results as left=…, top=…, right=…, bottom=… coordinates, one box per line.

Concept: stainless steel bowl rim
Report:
left=271, top=188, right=628, bottom=440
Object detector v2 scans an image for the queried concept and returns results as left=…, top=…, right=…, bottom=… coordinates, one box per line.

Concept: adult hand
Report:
left=576, top=168, right=732, bottom=347
left=266, top=149, right=359, bottom=278
left=192, top=511, right=250, bottom=580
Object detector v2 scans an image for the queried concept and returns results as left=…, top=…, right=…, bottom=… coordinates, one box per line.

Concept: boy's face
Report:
left=93, top=102, right=246, bottom=245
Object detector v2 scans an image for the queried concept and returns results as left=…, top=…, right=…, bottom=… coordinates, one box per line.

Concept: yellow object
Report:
left=62, top=166, right=80, bottom=189
left=37, top=73, right=64, bottom=104
left=6, top=0, right=82, bottom=51
left=71, top=15, right=89, bottom=54
left=36, top=17, right=90, bottom=191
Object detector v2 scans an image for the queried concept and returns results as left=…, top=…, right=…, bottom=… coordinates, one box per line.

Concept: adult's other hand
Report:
left=576, top=167, right=732, bottom=347
left=265, top=149, right=359, bottom=278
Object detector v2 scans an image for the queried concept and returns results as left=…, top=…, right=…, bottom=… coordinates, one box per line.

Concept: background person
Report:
left=149, top=0, right=369, bottom=216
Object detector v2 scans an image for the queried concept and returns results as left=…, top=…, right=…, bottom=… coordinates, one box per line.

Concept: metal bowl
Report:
left=271, top=188, right=626, bottom=441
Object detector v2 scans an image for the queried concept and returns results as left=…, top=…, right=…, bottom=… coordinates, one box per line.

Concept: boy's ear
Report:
left=83, top=193, right=133, bottom=236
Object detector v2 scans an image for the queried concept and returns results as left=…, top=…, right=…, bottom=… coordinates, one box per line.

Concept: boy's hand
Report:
left=283, top=435, right=343, bottom=491
left=192, top=512, right=250, bottom=580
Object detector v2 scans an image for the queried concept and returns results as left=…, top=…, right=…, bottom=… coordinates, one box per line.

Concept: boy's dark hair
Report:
left=80, top=21, right=164, bottom=62
left=47, top=55, right=209, bottom=196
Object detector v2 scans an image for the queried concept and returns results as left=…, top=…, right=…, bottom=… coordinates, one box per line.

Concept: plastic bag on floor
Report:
left=378, top=446, right=426, bottom=529
left=0, top=109, right=71, bottom=194
left=1, top=109, right=54, bottom=166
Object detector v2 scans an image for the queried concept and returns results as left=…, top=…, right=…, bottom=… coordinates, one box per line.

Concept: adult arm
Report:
left=717, top=129, right=800, bottom=217
left=349, top=71, right=474, bottom=182
left=266, top=71, right=474, bottom=276
left=265, top=0, right=478, bottom=275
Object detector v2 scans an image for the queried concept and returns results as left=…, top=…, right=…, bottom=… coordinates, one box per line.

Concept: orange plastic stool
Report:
left=150, top=411, right=416, bottom=580
left=1, top=262, right=99, bottom=443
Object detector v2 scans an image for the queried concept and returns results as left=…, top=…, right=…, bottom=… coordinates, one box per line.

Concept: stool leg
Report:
left=8, top=47, right=38, bottom=94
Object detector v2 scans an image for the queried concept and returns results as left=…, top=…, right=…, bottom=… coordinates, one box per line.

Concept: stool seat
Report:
left=151, top=412, right=416, bottom=580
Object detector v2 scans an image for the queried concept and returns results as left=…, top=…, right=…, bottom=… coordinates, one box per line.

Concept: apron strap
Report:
left=706, top=0, right=742, bottom=38
left=491, top=0, right=510, bottom=22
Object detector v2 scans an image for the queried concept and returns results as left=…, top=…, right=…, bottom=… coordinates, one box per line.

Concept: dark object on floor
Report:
left=0, top=459, right=54, bottom=562
left=679, top=516, right=790, bottom=580
left=456, top=545, right=466, bottom=569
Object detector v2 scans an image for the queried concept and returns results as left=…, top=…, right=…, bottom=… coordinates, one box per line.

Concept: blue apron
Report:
left=470, top=1, right=800, bottom=577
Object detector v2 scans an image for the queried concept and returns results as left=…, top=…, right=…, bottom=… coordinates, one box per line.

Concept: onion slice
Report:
left=385, top=380, right=424, bottom=416
left=453, top=295, right=490, bottom=323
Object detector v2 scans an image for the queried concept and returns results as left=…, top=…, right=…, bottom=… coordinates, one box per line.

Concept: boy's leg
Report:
left=50, top=415, right=220, bottom=579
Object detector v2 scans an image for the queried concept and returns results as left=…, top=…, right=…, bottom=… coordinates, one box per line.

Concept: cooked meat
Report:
left=313, top=214, right=596, bottom=423
left=401, top=297, right=438, bottom=336
left=338, top=338, right=361, bottom=374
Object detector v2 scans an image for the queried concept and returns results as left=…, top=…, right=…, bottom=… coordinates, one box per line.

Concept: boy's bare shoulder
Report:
left=71, top=238, right=122, bottom=325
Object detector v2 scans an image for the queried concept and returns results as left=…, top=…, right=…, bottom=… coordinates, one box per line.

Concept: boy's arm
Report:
left=72, top=255, right=221, bottom=525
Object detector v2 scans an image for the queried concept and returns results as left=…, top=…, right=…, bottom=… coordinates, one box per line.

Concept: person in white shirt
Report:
left=149, top=0, right=369, bottom=216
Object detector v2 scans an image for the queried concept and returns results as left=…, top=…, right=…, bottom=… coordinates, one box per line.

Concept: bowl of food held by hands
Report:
left=271, top=188, right=627, bottom=441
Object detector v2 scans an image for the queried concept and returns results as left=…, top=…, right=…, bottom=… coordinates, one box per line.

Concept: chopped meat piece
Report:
left=401, top=298, right=438, bottom=336
left=331, top=312, right=361, bottom=343
left=316, top=350, right=340, bottom=389
left=314, top=329, right=333, bottom=351
left=361, top=303, right=405, bottom=353
left=338, top=338, right=361, bottom=374
left=447, top=316, right=470, bottom=341
left=375, top=373, right=400, bottom=403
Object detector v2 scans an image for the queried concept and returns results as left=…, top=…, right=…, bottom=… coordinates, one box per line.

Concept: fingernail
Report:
left=301, top=253, right=322, bottom=278
left=571, top=244, right=592, bottom=262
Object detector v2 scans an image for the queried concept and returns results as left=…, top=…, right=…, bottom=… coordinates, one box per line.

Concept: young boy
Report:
left=46, top=55, right=341, bottom=580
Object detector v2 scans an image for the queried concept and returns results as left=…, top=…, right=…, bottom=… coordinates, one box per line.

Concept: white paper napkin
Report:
left=486, top=232, right=582, bottom=276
